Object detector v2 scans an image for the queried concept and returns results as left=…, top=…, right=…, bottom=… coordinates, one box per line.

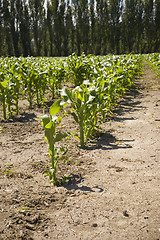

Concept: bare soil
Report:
left=0, top=60, right=160, bottom=240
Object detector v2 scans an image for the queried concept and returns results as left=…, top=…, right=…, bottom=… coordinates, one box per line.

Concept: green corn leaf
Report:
left=52, top=115, right=59, bottom=122
left=77, top=98, right=82, bottom=108
left=74, top=135, right=80, bottom=140
left=60, top=87, right=68, bottom=97
left=0, top=80, right=8, bottom=89
left=70, top=112, right=79, bottom=123
left=61, top=88, right=72, bottom=103
left=60, top=100, right=68, bottom=109
left=54, top=133, right=68, bottom=143
left=45, top=122, right=53, bottom=129
left=77, top=92, right=84, bottom=101
left=50, top=99, right=62, bottom=117
left=40, top=115, right=50, bottom=127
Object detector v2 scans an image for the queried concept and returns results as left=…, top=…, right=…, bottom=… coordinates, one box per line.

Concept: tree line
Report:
left=0, top=0, right=160, bottom=57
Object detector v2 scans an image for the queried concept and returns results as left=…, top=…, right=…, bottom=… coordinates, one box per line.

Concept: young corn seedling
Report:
left=66, top=53, right=92, bottom=86
left=40, top=99, right=69, bottom=186
left=61, top=82, right=99, bottom=148
left=4, top=164, right=15, bottom=177
left=0, top=80, right=8, bottom=119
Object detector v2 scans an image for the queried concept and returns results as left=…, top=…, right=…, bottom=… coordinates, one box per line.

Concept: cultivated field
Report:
left=0, top=55, right=160, bottom=240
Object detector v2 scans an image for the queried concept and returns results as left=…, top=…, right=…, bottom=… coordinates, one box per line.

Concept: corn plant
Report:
left=21, top=58, right=47, bottom=108
left=48, top=63, right=65, bottom=99
left=145, top=53, right=160, bottom=77
left=7, top=59, right=22, bottom=115
left=66, top=53, right=93, bottom=86
left=40, top=99, right=69, bottom=185
left=0, top=79, right=8, bottom=119
left=0, top=60, right=11, bottom=119
left=0, top=54, right=142, bottom=121
left=4, top=164, right=15, bottom=177
left=61, top=83, right=99, bottom=148
left=0, top=77, right=14, bottom=119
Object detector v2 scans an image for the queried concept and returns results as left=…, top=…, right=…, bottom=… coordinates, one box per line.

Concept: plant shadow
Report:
left=85, top=82, right=145, bottom=150
left=86, top=131, right=134, bottom=151
left=63, top=174, right=104, bottom=193
left=108, top=83, right=146, bottom=122
left=1, top=112, right=37, bottom=123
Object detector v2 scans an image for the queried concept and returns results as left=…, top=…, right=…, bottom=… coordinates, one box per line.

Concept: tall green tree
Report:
left=134, top=0, right=143, bottom=53
left=46, top=0, right=54, bottom=56
left=155, top=0, right=160, bottom=52
left=64, top=0, right=75, bottom=55
left=72, top=0, right=82, bottom=55
left=19, top=3, right=32, bottom=56
left=29, top=0, right=45, bottom=56
left=47, top=0, right=66, bottom=56
left=143, top=0, right=155, bottom=52
left=0, top=0, right=160, bottom=57
left=95, top=0, right=110, bottom=55
left=88, top=0, right=95, bottom=53
left=121, top=0, right=137, bottom=53
left=108, top=0, right=122, bottom=54
left=58, top=0, right=66, bottom=55
left=2, top=0, right=15, bottom=55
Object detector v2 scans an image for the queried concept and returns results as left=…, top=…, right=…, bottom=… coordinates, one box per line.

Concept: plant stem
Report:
left=15, top=96, right=19, bottom=115
left=80, top=120, right=85, bottom=148
left=2, top=95, right=6, bottom=119
left=52, top=83, right=55, bottom=99
left=36, top=87, right=39, bottom=106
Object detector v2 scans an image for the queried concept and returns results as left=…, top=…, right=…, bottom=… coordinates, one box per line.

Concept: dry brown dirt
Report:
left=0, top=60, right=160, bottom=240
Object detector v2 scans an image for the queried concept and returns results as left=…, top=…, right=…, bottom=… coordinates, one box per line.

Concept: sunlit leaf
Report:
left=50, top=99, right=62, bottom=116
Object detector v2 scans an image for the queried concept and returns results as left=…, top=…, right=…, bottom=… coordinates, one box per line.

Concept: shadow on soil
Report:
left=86, top=131, right=134, bottom=151
left=64, top=174, right=104, bottom=192
left=1, top=112, right=38, bottom=123
left=86, top=83, right=143, bottom=151
left=109, top=83, right=146, bottom=122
